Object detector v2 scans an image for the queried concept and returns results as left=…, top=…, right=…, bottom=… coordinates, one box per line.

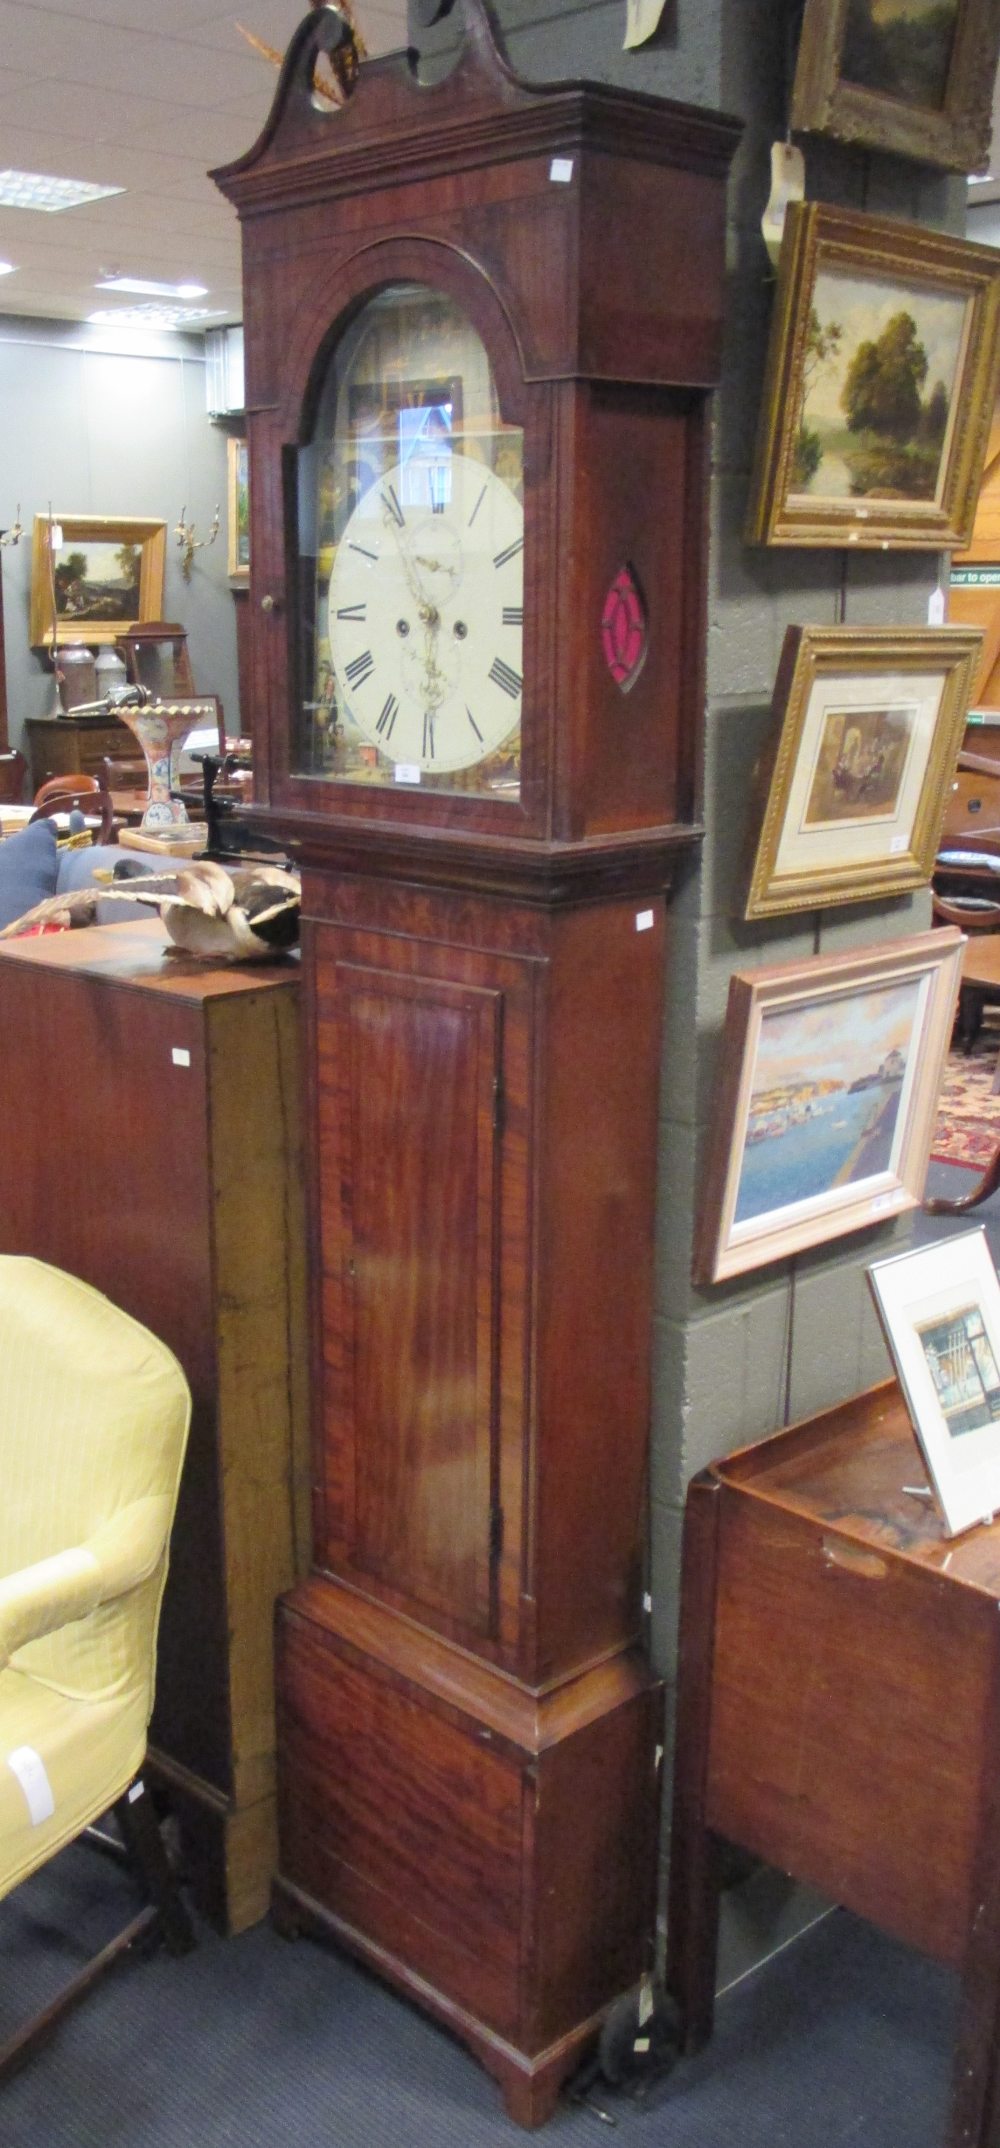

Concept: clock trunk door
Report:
left=317, top=953, right=503, bottom=1638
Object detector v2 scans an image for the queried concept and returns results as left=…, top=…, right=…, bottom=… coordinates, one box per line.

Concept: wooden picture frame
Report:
left=746, top=203, right=1000, bottom=550
left=745, top=623, right=982, bottom=918
left=227, top=438, right=249, bottom=581
left=30, top=514, right=167, bottom=648
left=869, top=1228, right=1000, bottom=1536
left=694, top=928, right=964, bottom=1285
left=790, top=0, right=1000, bottom=173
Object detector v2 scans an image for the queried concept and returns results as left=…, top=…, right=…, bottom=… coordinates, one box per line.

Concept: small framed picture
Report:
left=745, top=203, right=1000, bottom=551
left=868, top=1229, right=1000, bottom=1536
left=694, top=928, right=964, bottom=1285
left=790, top=0, right=1000, bottom=174
left=745, top=623, right=982, bottom=918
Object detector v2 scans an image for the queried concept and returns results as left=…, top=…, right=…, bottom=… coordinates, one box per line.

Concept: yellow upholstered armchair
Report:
left=0, top=1257, right=193, bottom=2073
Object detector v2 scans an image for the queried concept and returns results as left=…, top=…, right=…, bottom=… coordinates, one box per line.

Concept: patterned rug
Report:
left=931, top=1035, right=1000, bottom=1169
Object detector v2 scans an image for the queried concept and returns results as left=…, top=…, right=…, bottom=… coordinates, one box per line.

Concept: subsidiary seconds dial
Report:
left=328, top=455, right=524, bottom=775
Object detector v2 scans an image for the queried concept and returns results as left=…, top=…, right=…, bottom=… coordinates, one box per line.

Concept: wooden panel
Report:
left=707, top=1490, right=987, bottom=1965
left=276, top=1605, right=524, bottom=2036
left=320, top=958, right=501, bottom=1633
left=0, top=922, right=307, bottom=1932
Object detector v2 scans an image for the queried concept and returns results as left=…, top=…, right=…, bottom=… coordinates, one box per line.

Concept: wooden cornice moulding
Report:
left=212, top=2, right=740, bottom=215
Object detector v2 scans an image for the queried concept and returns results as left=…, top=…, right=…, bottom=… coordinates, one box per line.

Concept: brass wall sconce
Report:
left=174, top=504, right=220, bottom=582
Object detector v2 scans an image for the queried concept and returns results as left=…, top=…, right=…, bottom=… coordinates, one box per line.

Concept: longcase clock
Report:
left=213, top=3, right=738, bottom=2123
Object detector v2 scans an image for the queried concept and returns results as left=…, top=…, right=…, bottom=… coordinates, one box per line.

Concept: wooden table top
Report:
left=961, top=932, right=1000, bottom=990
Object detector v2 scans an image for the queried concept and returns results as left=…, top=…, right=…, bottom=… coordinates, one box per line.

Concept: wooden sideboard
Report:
left=25, top=712, right=137, bottom=793
left=667, top=1381, right=1000, bottom=2148
left=0, top=919, right=308, bottom=1932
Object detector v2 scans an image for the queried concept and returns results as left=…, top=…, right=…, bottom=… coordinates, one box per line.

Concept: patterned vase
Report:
left=116, top=701, right=195, bottom=833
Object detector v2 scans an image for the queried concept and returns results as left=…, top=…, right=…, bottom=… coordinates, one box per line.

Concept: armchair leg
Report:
left=113, top=1778, right=195, bottom=1956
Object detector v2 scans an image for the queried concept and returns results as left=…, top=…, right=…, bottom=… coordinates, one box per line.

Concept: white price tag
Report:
left=171, top=1047, right=191, bottom=1068
left=394, top=764, right=422, bottom=786
left=889, top=836, right=908, bottom=854
left=928, top=585, right=945, bottom=625
left=550, top=158, right=574, bottom=184
left=8, top=1746, right=55, bottom=1826
left=635, top=909, right=655, bottom=933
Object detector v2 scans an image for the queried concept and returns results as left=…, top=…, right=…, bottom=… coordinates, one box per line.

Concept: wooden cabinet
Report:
left=25, top=712, right=136, bottom=793
left=667, top=1382, right=1000, bottom=2148
left=0, top=920, right=308, bottom=1933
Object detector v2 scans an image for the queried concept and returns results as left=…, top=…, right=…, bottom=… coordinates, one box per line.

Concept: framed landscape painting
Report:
left=29, top=514, right=167, bottom=648
left=227, top=437, right=249, bottom=580
left=869, top=1229, right=1000, bottom=1535
left=694, top=929, right=964, bottom=1285
left=746, top=204, right=1000, bottom=549
left=745, top=623, right=982, bottom=917
left=790, top=0, right=1000, bottom=173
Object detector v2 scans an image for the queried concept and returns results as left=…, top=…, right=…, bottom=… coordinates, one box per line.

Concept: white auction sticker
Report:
left=8, top=1745, right=55, bottom=1825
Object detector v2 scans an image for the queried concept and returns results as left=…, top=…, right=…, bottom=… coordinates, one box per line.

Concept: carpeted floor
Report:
left=931, top=1035, right=1000, bottom=1169
left=0, top=1843, right=955, bottom=2147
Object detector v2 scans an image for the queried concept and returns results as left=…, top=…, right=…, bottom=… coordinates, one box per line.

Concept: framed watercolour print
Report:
left=694, top=929, right=964, bottom=1284
left=29, top=514, right=167, bottom=648
left=745, top=204, right=1000, bottom=550
left=745, top=623, right=982, bottom=918
left=790, top=0, right=1000, bottom=174
left=868, top=1229, right=1000, bottom=1535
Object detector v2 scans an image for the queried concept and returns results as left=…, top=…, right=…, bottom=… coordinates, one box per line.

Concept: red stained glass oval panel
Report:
left=601, top=564, right=647, bottom=692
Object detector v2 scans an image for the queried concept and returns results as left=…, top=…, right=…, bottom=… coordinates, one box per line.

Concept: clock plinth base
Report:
left=274, top=1579, right=663, bottom=2128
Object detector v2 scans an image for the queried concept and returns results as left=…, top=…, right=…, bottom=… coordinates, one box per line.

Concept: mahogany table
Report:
left=667, top=1381, right=1000, bottom=2148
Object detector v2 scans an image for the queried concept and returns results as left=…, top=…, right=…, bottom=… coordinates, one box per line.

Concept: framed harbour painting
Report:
left=790, top=0, right=1000, bottom=173
left=694, top=929, right=964, bottom=1284
left=745, top=623, right=982, bottom=917
left=745, top=204, right=1000, bottom=550
left=869, top=1228, right=1000, bottom=1534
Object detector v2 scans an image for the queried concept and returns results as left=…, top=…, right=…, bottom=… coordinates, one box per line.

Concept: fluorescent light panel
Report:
left=86, top=302, right=222, bottom=329
left=96, top=276, right=208, bottom=299
left=0, top=262, right=15, bottom=276
left=0, top=169, right=124, bottom=212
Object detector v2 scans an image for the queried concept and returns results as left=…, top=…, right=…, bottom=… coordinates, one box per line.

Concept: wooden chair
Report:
left=0, top=749, right=26, bottom=804
left=32, top=773, right=102, bottom=809
left=29, top=787, right=115, bottom=845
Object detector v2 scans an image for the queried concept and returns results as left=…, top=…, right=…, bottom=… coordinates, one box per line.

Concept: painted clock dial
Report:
left=328, top=455, right=524, bottom=777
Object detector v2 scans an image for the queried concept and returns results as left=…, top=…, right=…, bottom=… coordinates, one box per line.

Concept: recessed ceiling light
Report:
left=95, top=276, right=209, bottom=299
left=86, top=303, right=223, bottom=330
left=0, top=169, right=124, bottom=212
left=968, top=173, right=996, bottom=184
left=0, top=261, right=16, bottom=276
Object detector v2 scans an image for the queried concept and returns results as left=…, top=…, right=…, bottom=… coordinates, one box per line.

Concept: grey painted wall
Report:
left=0, top=317, right=241, bottom=753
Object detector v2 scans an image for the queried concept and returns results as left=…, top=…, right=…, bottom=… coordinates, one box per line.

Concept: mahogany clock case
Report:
left=212, top=2, right=741, bottom=889
left=212, top=4, right=739, bottom=2123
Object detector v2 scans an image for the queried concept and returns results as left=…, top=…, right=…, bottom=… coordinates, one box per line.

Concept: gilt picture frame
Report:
left=790, top=0, right=1000, bottom=174
left=694, top=929, right=964, bottom=1285
left=868, top=1229, right=1000, bottom=1535
left=745, top=623, right=982, bottom=918
left=30, top=514, right=167, bottom=648
left=227, top=437, right=249, bottom=581
left=745, top=204, right=1000, bottom=550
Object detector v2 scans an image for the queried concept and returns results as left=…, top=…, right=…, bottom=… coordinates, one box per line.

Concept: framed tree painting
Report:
left=790, top=0, right=1000, bottom=173
left=746, top=204, right=1000, bottom=549
left=29, top=514, right=166, bottom=648
left=745, top=623, right=982, bottom=917
left=694, top=929, right=964, bottom=1284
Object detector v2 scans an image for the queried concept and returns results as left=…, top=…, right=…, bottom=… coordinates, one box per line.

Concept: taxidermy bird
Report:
left=0, top=859, right=301, bottom=963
